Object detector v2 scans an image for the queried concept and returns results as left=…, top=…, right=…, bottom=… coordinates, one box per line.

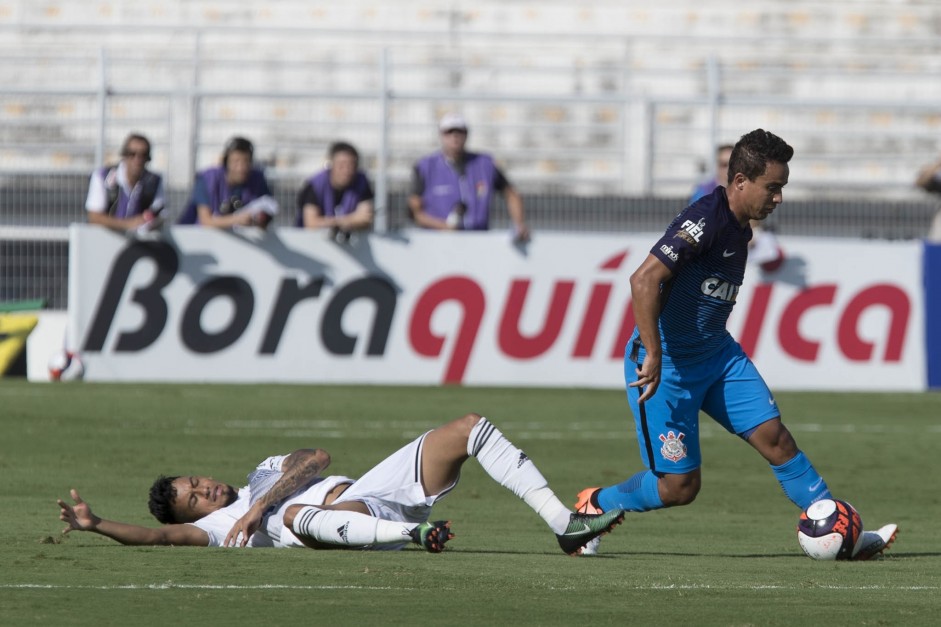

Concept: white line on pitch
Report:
left=2, top=584, right=409, bottom=591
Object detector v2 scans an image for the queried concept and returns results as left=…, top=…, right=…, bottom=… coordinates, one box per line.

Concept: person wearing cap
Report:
left=408, top=113, right=529, bottom=240
left=85, top=132, right=165, bottom=232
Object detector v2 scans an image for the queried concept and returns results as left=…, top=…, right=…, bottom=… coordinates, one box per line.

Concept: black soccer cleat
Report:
left=556, top=509, right=625, bottom=556
left=409, top=520, right=455, bottom=553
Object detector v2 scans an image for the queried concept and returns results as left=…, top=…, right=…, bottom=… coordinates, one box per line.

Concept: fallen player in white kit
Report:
left=58, top=413, right=625, bottom=556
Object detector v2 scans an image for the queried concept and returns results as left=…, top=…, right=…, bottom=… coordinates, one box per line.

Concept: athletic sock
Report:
left=468, top=416, right=571, bottom=534
left=771, top=450, right=831, bottom=510
left=596, top=470, right=664, bottom=512
left=291, top=506, right=415, bottom=547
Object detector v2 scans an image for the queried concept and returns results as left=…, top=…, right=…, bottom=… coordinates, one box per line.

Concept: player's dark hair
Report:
left=120, top=133, right=152, bottom=162
left=148, top=475, right=180, bottom=524
left=222, top=136, right=254, bottom=168
left=727, top=129, right=793, bottom=184
left=328, top=141, right=359, bottom=162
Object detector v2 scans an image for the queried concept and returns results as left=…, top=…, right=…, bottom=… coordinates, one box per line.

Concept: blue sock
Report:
left=597, top=470, right=664, bottom=512
left=771, top=451, right=831, bottom=509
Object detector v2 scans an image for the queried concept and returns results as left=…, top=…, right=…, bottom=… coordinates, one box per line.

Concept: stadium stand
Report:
left=2, top=0, right=941, bottom=308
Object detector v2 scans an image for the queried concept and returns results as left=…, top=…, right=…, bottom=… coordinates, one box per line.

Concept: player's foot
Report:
left=556, top=509, right=625, bottom=556
left=409, top=520, right=454, bottom=553
left=852, top=524, right=898, bottom=561
left=573, top=487, right=604, bottom=554
left=574, top=487, right=603, bottom=515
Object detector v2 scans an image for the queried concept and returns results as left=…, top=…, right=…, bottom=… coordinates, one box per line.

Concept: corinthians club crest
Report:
left=659, top=430, right=687, bottom=462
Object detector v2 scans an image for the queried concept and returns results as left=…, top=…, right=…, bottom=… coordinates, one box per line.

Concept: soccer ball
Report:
left=48, top=350, right=85, bottom=382
left=797, top=498, right=863, bottom=560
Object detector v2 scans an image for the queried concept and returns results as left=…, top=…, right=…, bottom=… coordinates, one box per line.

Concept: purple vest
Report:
left=200, top=166, right=270, bottom=214
left=98, top=165, right=161, bottom=218
left=415, top=152, right=497, bottom=230
left=178, top=166, right=271, bottom=224
left=294, top=169, right=372, bottom=227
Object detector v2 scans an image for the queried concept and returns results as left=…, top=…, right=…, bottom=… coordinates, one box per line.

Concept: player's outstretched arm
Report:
left=224, top=448, right=331, bottom=547
left=57, top=489, right=209, bottom=546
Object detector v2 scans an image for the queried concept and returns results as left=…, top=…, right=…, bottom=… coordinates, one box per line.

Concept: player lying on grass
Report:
left=575, top=129, right=896, bottom=560
left=58, top=413, right=624, bottom=556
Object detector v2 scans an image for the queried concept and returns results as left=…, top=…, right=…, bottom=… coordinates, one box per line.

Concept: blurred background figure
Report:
left=295, top=141, right=375, bottom=241
left=85, top=133, right=165, bottom=232
left=689, top=143, right=733, bottom=204
left=408, top=113, right=529, bottom=241
left=914, top=156, right=941, bottom=242
left=178, top=136, right=278, bottom=229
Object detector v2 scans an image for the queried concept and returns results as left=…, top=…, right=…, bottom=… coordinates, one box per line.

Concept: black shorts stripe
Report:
left=414, top=433, right=426, bottom=483
left=636, top=368, right=658, bottom=474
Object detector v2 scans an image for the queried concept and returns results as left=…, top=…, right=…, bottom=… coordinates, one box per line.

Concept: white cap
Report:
left=438, top=113, right=468, bottom=132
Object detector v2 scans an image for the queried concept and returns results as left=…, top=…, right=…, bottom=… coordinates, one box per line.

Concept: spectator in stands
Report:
left=85, top=133, right=165, bottom=232
left=408, top=113, right=529, bottom=241
left=178, top=136, right=278, bottom=229
left=295, top=141, right=375, bottom=241
left=689, top=144, right=733, bottom=204
left=914, top=156, right=941, bottom=242
left=692, top=143, right=784, bottom=272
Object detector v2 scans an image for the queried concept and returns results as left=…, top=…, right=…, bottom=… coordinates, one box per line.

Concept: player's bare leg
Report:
left=423, top=413, right=624, bottom=555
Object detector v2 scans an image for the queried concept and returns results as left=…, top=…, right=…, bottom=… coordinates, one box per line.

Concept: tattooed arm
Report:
left=224, top=448, right=331, bottom=547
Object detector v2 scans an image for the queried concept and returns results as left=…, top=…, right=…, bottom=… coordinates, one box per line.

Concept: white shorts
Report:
left=334, top=431, right=459, bottom=525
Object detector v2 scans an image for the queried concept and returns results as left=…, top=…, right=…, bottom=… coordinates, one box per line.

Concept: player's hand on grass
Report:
left=631, top=354, right=662, bottom=403
left=224, top=505, right=264, bottom=547
left=57, top=489, right=100, bottom=534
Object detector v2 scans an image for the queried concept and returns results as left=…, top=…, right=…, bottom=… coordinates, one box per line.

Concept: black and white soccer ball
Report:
left=797, top=498, right=863, bottom=560
left=48, top=350, right=85, bottom=382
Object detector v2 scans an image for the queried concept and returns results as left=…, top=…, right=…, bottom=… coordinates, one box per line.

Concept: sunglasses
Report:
left=124, top=150, right=150, bottom=159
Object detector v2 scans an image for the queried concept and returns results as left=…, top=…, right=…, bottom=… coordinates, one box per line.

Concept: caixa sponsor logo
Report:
left=701, top=277, right=740, bottom=302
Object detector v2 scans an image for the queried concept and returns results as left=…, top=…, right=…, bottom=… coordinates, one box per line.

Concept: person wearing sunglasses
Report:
left=84, top=133, right=165, bottom=232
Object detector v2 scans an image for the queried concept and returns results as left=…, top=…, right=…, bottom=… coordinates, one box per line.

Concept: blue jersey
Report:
left=630, top=187, right=751, bottom=365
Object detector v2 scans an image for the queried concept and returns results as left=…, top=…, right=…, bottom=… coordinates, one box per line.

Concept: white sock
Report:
left=291, top=506, right=416, bottom=547
left=468, top=417, right=572, bottom=534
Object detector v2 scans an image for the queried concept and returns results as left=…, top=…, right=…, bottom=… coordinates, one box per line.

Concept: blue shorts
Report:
left=625, top=339, right=780, bottom=474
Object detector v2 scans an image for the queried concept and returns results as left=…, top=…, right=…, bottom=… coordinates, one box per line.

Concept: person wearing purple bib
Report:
left=178, top=136, right=278, bottom=229
left=295, top=142, right=375, bottom=240
left=85, top=133, right=165, bottom=232
left=408, top=113, right=529, bottom=240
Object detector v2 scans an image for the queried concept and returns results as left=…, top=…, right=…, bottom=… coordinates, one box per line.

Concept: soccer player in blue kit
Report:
left=577, top=129, right=896, bottom=560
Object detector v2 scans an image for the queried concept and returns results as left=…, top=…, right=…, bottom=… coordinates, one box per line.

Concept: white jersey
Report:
left=190, top=433, right=456, bottom=549
left=188, top=453, right=353, bottom=548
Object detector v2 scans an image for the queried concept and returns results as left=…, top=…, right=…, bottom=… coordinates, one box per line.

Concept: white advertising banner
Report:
left=68, top=225, right=925, bottom=390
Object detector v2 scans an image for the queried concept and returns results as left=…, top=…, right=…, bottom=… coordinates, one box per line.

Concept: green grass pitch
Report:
left=1, top=381, right=939, bottom=626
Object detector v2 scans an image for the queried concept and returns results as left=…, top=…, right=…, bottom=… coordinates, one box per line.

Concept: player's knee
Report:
left=455, top=412, right=483, bottom=436
left=282, top=504, right=305, bottom=528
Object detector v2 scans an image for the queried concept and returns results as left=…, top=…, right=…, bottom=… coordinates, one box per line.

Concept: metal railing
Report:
left=2, top=20, right=941, bottom=310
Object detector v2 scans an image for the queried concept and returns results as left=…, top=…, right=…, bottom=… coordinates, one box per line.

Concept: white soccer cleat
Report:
left=852, top=524, right=898, bottom=561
